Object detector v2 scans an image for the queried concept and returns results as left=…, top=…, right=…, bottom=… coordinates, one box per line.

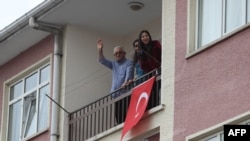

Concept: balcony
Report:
left=68, top=69, right=161, bottom=141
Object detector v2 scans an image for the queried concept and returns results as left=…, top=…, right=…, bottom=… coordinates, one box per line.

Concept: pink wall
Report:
left=174, top=0, right=250, bottom=141
left=0, top=35, right=53, bottom=139
left=27, top=130, right=50, bottom=141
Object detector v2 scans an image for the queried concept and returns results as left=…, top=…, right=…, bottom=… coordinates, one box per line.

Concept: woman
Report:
left=138, top=30, right=162, bottom=110
left=138, top=30, right=161, bottom=73
left=132, top=39, right=145, bottom=78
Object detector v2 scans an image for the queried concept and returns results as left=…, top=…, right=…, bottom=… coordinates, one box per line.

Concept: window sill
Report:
left=186, top=23, right=250, bottom=59
left=22, top=128, right=49, bottom=141
left=186, top=111, right=250, bottom=141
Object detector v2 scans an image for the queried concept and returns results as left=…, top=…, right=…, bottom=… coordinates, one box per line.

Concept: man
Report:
left=97, top=39, right=134, bottom=124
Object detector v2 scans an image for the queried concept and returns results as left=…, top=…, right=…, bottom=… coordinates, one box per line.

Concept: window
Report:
left=141, top=133, right=160, bottom=141
left=199, top=132, right=223, bottom=141
left=8, top=64, right=50, bottom=141
left=188, top=0, right=250, bottom=54
left=198, top=0, right=250, bottom=48
left=186, top=111, right=250, bottom=141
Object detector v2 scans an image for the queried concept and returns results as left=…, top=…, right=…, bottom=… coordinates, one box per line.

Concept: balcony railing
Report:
left=68, top=69, right=161, bottom=141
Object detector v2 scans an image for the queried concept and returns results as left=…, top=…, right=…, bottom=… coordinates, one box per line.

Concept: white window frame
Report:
left=199, top=131, right=223, bottom=141
left=1, top=57, right=51, bottom=141
left=7, top=64, right=50, bottom=141
left=186, top=111, right=250, bottom=141
left=138, top=133, right=160, bottom=141
left=187, top=0, right=250, bottom=58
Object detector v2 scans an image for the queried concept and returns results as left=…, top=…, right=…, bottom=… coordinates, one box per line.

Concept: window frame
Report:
left=186, top=111, right=250, bottom=141
left=2, top=58, right=51, bottom=141
left=7, top=63, right=51, bottom=141
left=187, top=0, right=250, bottom=58
left=199, top=132, right=223, bottom=141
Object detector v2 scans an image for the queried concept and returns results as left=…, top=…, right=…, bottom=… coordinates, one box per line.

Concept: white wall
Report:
left=62, top=26, right=121, bottom=111
left=60, top=17, right=161, bottom=141
left=63, top=17, right=162, bottom=112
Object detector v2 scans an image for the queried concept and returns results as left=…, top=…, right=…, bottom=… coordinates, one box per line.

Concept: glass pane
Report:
left=25, top=73, right=37, bottom=92
left=225, top=0, right=244, bottom=33
left=38, top=85, right=50, bottom=130
left=10, top=81, right=23, bottom=100
left=40, top=65, right=50, bottom=84
left=23, top=92, right=37, bottom=137
left=199, top=0, right=222, bottom=47
left=220, top=133, right=224, bottom=141
left=8, top=101, right=22, bottom=141
left=204, top=135, right=218, bottom=141
left=24, top=100, right=37, bottom=137
left=248, top=0, right=250, bottom=22
left=145, top=133, right=160, bottom=141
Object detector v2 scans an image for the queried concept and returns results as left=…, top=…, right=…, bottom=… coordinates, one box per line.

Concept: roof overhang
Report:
left=0, top=0, right=162, bottom=66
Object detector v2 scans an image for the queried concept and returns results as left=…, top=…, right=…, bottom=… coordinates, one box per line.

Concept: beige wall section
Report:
left=124, top=17, right=162, bottom=60
left=60, top=26, right=124, bottom=141
left=63, top=26, right=124, bottom=112
left=160, top=0, right=176, bottom=141
left=88, top=20, right=163, bottom=141
left=59, top=17, right=162, bottom=141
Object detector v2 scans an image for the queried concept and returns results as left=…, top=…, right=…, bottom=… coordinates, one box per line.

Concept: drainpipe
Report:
left=29, top=17, right=62, bottom=141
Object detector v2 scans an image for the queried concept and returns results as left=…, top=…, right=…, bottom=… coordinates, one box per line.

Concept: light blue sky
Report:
left=0, top=0, right=44, bottom=30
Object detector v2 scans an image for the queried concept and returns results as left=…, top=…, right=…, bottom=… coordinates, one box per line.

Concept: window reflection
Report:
left=23, top=92, right=37, bottom=137
left=38, top=85, right=49, bottom=130
left=25, top=73, right=38, bottom=92
left=8, top=101, right=21, bottom=141
left=40, top=65, right=50, bottom=84
left=10, top=81, right=23, bottom=100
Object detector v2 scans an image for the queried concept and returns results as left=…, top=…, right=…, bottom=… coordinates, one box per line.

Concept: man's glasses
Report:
left=114, top=51, right=124, bottom=55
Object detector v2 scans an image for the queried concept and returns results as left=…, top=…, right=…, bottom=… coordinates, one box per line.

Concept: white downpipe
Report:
left=29, top=17, right=62, bottom=141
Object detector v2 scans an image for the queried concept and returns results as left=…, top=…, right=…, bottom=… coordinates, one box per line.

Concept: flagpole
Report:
left=45, top=94, right=70, bottom=114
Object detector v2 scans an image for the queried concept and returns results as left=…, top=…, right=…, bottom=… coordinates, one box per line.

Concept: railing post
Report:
left=68, top=68, right=161, bottom=141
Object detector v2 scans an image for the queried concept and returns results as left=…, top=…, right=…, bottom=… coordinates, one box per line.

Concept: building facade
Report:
left=0, top=0, right=249, bottom=141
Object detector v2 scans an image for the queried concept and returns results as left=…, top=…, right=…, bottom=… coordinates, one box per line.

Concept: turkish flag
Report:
left=121, top=76, right=156, bottom=141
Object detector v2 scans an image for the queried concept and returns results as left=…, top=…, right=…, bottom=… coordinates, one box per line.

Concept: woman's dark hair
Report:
left=138, top=30, right=153, bottom=60
left=133, top=39, right=139, bottom=47
left=132, top=39, right=140, bottom=66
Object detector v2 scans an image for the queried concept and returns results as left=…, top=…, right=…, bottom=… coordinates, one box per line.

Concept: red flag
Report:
left=121, top=76, right=156, bottom=141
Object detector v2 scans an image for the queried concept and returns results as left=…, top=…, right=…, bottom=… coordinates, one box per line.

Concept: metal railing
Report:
left=68, top=69, right=161, bottom=141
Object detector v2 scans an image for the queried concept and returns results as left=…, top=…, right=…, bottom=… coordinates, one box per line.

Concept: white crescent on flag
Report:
left=135, top=92, right=149, bottom=118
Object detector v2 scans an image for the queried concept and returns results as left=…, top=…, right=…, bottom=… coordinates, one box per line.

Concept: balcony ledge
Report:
left=86, top=104, right=165, bottom=141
